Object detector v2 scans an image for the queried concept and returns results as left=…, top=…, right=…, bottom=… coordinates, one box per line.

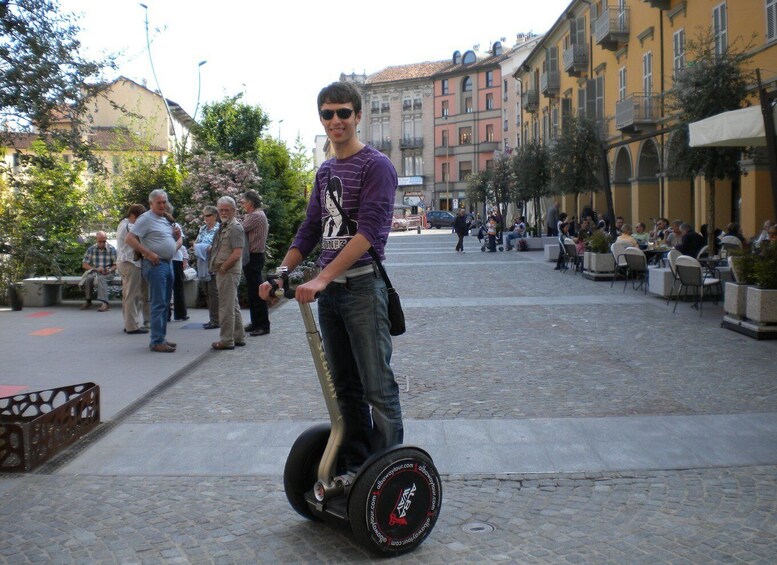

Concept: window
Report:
left=643, top=51, right=653, bottom=95
left=441, top=162, right=449, bottom=182
left=462, top=76, right=472, bottom=92
left=713, top=2, right=727, bottom=56
left=381, top=102, right=390, bottom=113
left=551, top=106, right=559, bottom=140
left=485, top=159, right=494, bottom=172
left=441, top=79, right=449, bottom=95
left=413, top=98, right=422, bottom=109
left=441, top=100, right=449, bottom=117
left=486, top=70, right=494, bottom=87
left=462, top=51, right=476, bottom=64
left=403, top=152, right=423, bottom=176
left=768, top=0, right=776, bottom=42
left=459, top=127, right=472, bottom=144
left=459, top=160, right=472, bottom=181
left=465, top=97, right=473, bottom=113
left=403, top=99, right=412, bottom=111
left=486, top=124, right=494, bottom=142
left=486, top=93, right=494, bottom=110
left=618, top=66, right=627, bottom=101
left=673, top=29, right=686, bottom=74
left=371, top=100, right=380, bottom=113
left=441, top=129, right=449, bottom=147
left=503, top=79, right=508, bottom=100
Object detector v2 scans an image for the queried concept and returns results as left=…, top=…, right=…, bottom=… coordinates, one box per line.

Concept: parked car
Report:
left=425, top=210, right=456, bottom=229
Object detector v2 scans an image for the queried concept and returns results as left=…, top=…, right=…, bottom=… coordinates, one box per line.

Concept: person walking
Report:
left=453, top=208, right=470, bottom=253
left=209, top=196, right=246, bottom=350
left=260, top=81, right=403, bottom=478
left=125, top=189, right=181, bottom=353
left=241, top=190, right=270, bottom=337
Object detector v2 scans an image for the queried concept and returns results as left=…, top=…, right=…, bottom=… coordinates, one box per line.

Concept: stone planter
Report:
left=583, top=251, right=615, bottom=280
left=746, top=287, right=777, bottom=324
left=724, top=282, right=749, bottom=319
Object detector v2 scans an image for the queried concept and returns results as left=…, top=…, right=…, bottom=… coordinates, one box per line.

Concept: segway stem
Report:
left=269, top=271, right=345, bottom=500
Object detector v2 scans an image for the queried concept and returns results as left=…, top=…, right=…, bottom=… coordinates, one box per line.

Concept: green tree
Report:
left=254, top=137, right=307, bottom=266
left=0, top=141, right=90, bottom=286
left=550, top=115, right=606, bottom=224
left=667, top=30, right=753, bottom=250
left=490, top=155, right=513, bottom=227
left=0, top=0, right=115, bottom=167
left=110, top=157, right=184, bottom=219
left=512, top=141, right=551, bottom=236
left=194, top=95, right=270, bottom=158
left=466, top=170, right=493, bottom=215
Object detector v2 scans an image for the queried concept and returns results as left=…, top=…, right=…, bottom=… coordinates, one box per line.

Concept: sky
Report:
left=60, top=0, right=572, bottom=151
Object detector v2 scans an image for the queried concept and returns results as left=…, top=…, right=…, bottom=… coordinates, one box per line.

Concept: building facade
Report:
left=514, top=0, right=777, bottom=238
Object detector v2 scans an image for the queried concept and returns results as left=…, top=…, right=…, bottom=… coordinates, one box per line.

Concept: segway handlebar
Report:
left=267, top=269, right=296, bottom=300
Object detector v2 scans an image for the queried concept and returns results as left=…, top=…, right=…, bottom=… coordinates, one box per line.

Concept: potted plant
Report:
left=583, top=230, right=614, bottom=279
left=724, top=251, right=757, bottom=319
left=746, top=243, right=777, bottom=325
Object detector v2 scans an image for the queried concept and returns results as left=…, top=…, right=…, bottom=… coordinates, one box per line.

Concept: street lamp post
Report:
left=278, top=119, right=284, bottom=142
left=192, top=60, right=207, bottom=122
left=139, top=3, right=179, bottom=153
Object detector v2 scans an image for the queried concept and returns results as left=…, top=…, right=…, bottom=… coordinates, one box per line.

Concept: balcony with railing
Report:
left=522, top=89, right=539, bottom=114
left=563, top=43, right=588, bottom=77
left=400, top=136, right=424, bottom=149
left=369, top=138, right=392, bottom=151
left=594, top=6, right=630, bottom=51
left=540, top=70, right=560, bottom=98
left=615, top=93, right=660, bottom=133
left=642, top=0, right=669, bottom=8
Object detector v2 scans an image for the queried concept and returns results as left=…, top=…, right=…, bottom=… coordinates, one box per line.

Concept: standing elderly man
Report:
left=242, top=189, right=271, bottom=337
left=209, top=196, right=246, bottom=350
left=80, top=231, right=117, bottom=312
left=125, top=189, right=181, bottom=353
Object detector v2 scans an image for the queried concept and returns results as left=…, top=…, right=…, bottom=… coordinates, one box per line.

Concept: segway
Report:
left=269, top=269, right=442, bottom=556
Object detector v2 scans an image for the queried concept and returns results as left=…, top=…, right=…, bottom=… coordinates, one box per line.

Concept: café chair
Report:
left=673, top=255, right=722, bottom=316
left=610, top=241, right=630, bottom=288
left=563, top=238, right=582, bottom=274
left=623, top=247, right=648, bottom=293
left=666, top=249, right=682, bottom=305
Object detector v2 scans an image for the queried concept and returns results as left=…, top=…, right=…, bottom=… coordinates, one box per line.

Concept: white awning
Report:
left=688, top=105, right=777, bottom=147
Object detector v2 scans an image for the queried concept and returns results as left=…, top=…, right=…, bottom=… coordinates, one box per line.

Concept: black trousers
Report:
left=172, top=260, right=187, bottom=320
left=244, top=252, right=270, bottom=330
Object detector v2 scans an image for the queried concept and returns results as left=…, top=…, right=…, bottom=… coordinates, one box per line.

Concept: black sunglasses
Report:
left=319, top=108, right=354, bottom=120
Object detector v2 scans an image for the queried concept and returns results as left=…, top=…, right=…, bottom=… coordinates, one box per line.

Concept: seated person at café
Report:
left=633, top=222, right=649, bottom=247
left=753, top=220, right=773, bottom=249
left=505, top=215, right=527, bottom=250
left=675, top=223, right=705, bottom=258
left=650, top=217, right=669, bottom=240
left=614, top=216, right=625, bottom=236
left=664, top=220, right=683, bottom=248
left=577, top=217, right=593, bottom=239
left=615, top=224, right=638, bottom=248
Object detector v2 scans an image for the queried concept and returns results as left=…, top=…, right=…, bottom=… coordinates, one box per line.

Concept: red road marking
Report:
left=0, top=385, right=27, bottom=397
left=30, top=328, right=63, bottom=336
left=26, top=312, right=53, bottom=318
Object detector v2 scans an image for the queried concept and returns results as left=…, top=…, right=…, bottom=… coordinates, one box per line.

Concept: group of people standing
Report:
left=105, top=189, right=270, bottom=353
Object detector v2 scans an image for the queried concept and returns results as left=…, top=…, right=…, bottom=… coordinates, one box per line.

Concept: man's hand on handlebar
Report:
left=259, top=280, right=280, bottom=305
left=295, top=278, right=327, bottom=304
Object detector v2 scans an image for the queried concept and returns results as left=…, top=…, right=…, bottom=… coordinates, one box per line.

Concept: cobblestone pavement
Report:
left=2, top=468, right=776, bottom=564
left=2, top=232, right=777, bottom=563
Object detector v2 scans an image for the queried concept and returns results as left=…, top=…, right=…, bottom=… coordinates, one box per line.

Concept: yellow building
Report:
left=514, top=0, right=777, bottom=238
left=2, top=76, right=194, bottom=177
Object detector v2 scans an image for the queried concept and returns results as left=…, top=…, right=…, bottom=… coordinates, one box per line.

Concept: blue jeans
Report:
left=142, top=259, right=173, bottom=347
left=317, top=271, right=403, bottom=471
left=505, top=232, right=525, bottom=249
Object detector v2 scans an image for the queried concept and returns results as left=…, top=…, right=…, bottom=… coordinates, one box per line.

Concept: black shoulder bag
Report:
left=325, top=177, right=405, bottom=336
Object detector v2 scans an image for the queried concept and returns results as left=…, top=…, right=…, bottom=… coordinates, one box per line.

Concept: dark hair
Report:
left=243, top=189, right=263, bottom=209
left=317, top=82, right=362, bottom=115
left=127, top=204, right=146, bottom=218
left=559, top=212, right=568, bottom=221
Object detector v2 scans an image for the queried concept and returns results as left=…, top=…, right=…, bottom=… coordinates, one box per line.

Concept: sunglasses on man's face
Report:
left=319, top=108, right=354, bottom=120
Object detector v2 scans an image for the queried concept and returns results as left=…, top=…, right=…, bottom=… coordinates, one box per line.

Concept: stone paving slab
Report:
left=59, top=413, right=777, bottom=476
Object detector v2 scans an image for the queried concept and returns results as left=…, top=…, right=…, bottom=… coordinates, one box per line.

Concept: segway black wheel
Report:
left=283, top=423, right=330, bottom=520
left=348, top=447, right=442, bottom=556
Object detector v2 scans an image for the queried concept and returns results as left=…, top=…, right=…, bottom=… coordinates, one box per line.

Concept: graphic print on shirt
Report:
left=322, top=175, right=357, bottom=251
